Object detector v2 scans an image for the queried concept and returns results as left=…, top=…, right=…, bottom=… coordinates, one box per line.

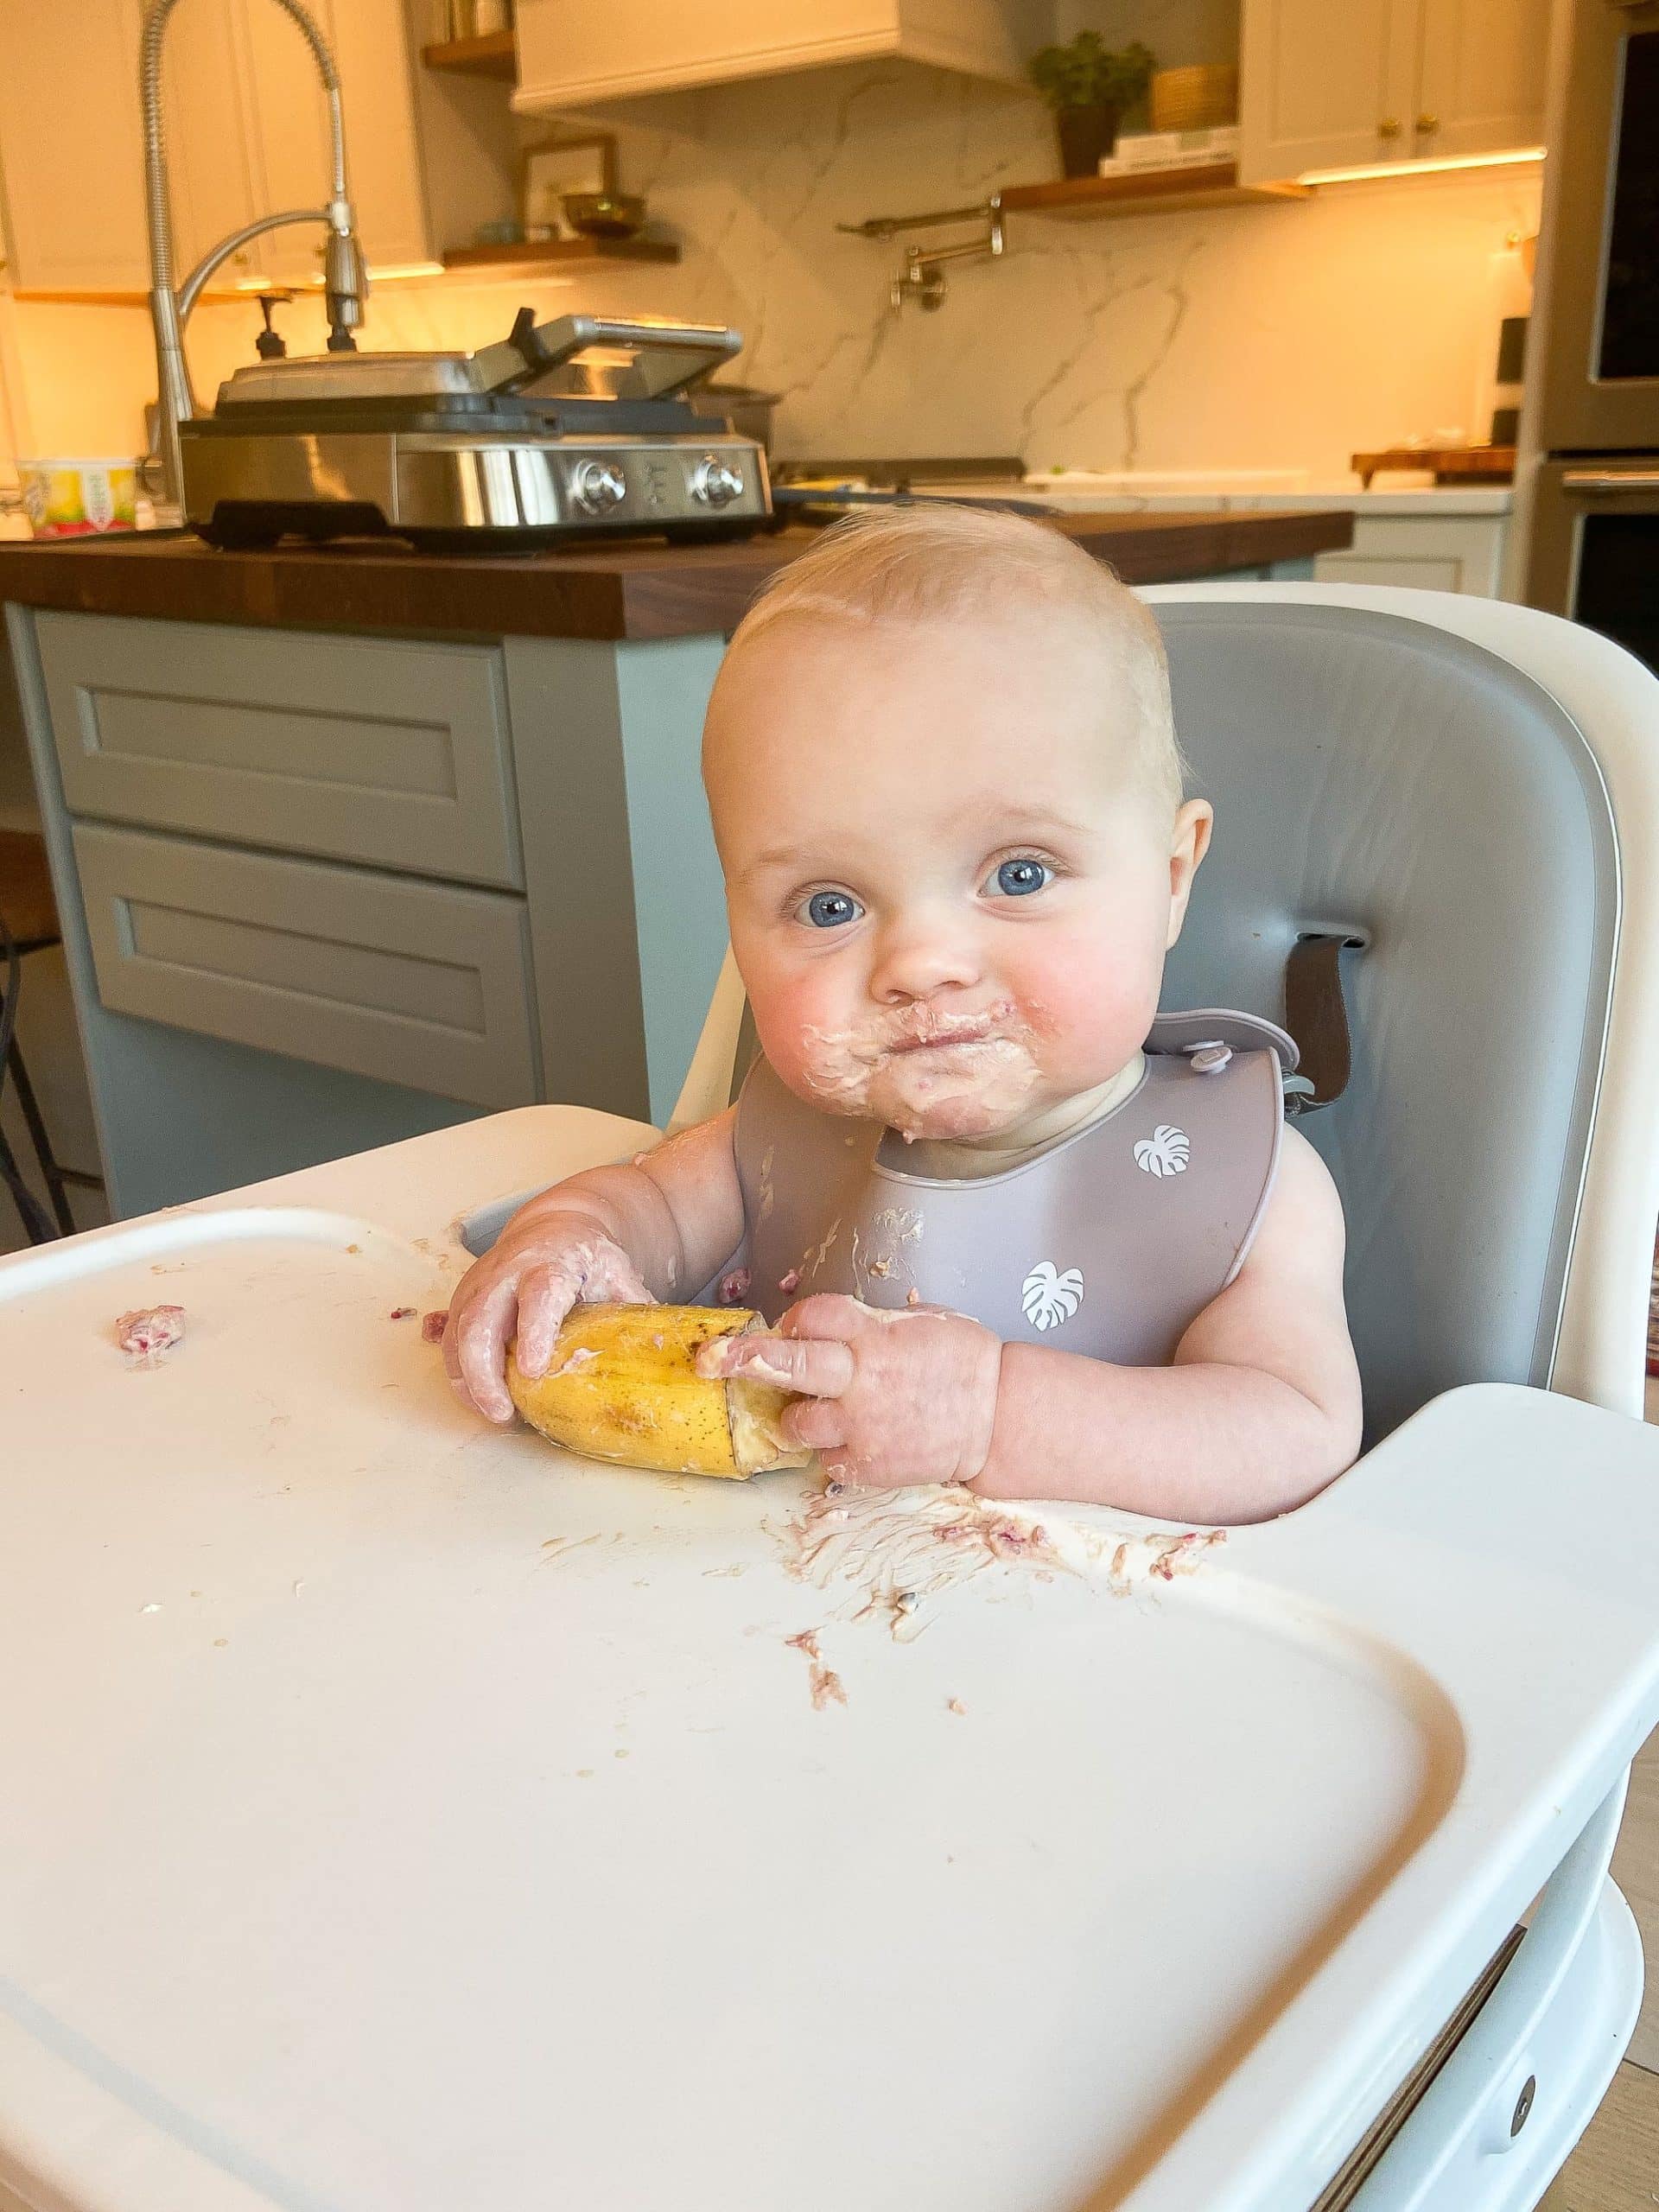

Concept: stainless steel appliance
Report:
left=181, top=314, right=772, bottom=551
left=1525, top=0, right=1659, bottom=669
left=141, top=0, right=767, bottom=551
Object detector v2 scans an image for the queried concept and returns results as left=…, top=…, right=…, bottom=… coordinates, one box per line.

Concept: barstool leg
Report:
left=4, top=1039, right=77, bottom=1235
left=0, top=1120, right=55, bottom=1245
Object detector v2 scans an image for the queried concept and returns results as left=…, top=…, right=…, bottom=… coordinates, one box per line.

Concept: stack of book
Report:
left=1097, top=124, right=1240, bottom=178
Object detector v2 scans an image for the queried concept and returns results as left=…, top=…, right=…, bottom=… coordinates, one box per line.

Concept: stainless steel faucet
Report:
left=141, top=0, right=370, bottom=507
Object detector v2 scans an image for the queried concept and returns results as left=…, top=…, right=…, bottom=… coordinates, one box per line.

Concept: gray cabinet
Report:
left=73, top=822, right=541, bottom=1110
left=9, top=601, right=730, bottom=1213
left=39, top=612, right=522, bottom=889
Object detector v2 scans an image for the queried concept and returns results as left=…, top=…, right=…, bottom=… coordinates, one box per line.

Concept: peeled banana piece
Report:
left=506, top=1301, right=811, bottom=1479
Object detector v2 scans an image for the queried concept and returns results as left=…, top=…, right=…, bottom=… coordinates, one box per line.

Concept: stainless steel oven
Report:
left=1524, top=0, right=1659, bottom=655
left=1529, top=460, right=1659, bottom=666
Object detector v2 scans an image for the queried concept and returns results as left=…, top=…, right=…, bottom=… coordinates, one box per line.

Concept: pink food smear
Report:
left=785, top=1627, right=847, bottom=1711
left=718, top=1267, right=752, bottom=1306
left=420, top=1309, right=448, bottom=1344
left=114, top=1305, right=186, bottom=1361
left=778, top=1478, right=1226, bottom=1643
left=389, top=1306, right=416, bottom=1321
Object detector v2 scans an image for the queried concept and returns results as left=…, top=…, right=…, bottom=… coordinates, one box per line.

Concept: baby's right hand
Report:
left=442, top=1211, right=652, bottom=1424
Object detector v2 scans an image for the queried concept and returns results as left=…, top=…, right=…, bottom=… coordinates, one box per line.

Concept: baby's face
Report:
left=705, top=609, right=1210, bottom=1145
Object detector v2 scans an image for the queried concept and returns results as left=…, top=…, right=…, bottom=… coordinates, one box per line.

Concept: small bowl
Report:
left=562, top=192, right=647, bottom=241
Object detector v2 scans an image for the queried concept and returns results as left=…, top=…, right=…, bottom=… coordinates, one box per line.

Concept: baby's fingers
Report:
left=696, top=1332, right=856, bottom=1398
left=450, top=1277, right=521, bottom=1425
left=513, top=1262, right=580, bottom=1380
left=779, top=1395, right=849, bottom=1453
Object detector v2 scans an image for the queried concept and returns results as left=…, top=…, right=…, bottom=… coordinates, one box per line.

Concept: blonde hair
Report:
left=725, top=504, right=1184, bottom=813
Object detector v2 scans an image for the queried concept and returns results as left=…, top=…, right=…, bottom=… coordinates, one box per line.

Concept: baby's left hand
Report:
left=696, top=1293, right=1001, bottom=1488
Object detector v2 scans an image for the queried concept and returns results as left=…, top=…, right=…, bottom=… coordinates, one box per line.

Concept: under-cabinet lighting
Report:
left=232, top=260, right=448, bottom=291
left=1298, top=146, right=1544, bottom=185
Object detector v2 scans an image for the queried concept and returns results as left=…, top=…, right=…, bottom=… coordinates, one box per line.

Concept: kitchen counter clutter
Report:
left=0, top=508, right=1352, bottom=644
left=0, top=506, right=1349, bottom=1220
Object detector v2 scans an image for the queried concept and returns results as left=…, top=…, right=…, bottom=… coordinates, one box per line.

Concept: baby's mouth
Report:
left=888, top=1027, right=995, bottom=1055
left=882, top=1003, right=1014, bottom=1057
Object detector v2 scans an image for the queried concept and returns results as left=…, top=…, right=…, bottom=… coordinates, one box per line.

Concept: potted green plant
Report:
left=1028, top=32, right=1156, bottom=179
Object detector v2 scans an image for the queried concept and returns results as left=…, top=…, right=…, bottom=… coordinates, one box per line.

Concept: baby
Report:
left=446, top=507, right=1361, bottom=1522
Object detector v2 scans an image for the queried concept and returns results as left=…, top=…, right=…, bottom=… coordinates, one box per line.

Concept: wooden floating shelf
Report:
left=419, top=28, right=516, bottom=79
left=442, top=236, right=681, bottom=272
left=1000, top=162, right=1309, bottom=219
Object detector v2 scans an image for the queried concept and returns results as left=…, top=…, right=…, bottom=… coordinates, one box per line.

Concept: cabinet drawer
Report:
left=73, top=824, right=540, bottom=1110
left=39, top=612, right=523, bottom=890
left=1312, top=516, right=1509, bottom=598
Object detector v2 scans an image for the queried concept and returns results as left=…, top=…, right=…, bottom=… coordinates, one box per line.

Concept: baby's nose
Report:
left=868, top=913, right=983, bottom=1001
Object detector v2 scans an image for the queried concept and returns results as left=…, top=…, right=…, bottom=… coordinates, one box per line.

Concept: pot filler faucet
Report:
left=141, top=0, right=369, bottom=508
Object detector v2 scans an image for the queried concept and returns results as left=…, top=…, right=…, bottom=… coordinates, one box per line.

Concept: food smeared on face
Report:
left=703, top=512, right=1207, bottom=1155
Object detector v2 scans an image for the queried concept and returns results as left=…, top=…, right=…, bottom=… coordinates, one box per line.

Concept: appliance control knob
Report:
left=570, top=459, right=627, bottom=515
left=690, top=454, right=745, bottom=507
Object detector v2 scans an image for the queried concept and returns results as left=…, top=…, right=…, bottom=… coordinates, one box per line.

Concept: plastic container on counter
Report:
left=18, top=456, right=138, bottom=537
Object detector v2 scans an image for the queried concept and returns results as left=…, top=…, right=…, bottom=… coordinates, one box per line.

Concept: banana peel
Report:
left=507, top=1301, right=810, bottom=1479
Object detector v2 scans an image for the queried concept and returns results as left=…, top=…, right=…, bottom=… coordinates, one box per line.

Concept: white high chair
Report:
left=1, top=584, right=1657, bottom=2212
left=489, top=579, right=1659, bottom=2207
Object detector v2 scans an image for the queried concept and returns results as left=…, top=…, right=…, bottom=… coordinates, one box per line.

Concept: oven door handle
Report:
left=1561, top=468, right=1659, bottom=493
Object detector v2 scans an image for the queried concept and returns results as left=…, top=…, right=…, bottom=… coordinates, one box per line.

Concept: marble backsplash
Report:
left=0, top=57, right=1541, bottom=481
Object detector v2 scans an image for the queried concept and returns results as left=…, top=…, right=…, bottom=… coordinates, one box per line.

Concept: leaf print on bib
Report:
left=1021, top=1261, right=1084, bottom=1331
left=1135, top=1124, right=1191, bottom=1179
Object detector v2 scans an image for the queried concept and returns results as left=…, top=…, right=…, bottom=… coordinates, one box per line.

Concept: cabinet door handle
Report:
left=1378, top=117, right=1402, bottom=137
left=1416, top=112, right=1439, bottom=132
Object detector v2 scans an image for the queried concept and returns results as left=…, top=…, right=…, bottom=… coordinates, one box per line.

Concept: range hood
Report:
left=512, top=0, right=1046, bottom=111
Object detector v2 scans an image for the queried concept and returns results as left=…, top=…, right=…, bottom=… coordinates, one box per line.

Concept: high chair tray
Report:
left=1, top=1109, right=1656, bottom=2212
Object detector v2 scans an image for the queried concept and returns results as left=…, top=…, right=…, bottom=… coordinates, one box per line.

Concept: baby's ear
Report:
left=1166, top=799, right=1214, bottom=947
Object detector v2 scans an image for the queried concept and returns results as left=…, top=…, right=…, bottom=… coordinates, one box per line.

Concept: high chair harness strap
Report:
left=1284, top=932, right=1364, bottom=1114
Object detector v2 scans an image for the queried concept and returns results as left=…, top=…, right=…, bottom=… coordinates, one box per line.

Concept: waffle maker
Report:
left=181, top=313, right=772, bottom=552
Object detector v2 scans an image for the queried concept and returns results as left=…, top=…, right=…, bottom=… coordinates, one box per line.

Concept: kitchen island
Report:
left=0, top=509, right=1351, bottom=1216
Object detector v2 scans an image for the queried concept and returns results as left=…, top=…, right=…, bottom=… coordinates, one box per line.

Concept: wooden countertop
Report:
left=0, top=510, right=1352, bottom=643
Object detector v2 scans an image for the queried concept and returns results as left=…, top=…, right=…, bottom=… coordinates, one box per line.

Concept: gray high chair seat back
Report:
left=628, top=583, right=1656, bottom=1440
left=1151, top=594, right=1618, bottom=1442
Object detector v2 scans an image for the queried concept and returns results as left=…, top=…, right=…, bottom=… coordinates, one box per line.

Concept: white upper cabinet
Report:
left=0, top=0, right=512, bottom=296
left=238, top=0, right=444, bottom=283
left=0, top=0, right=151, bottom=292
left=328, top=0, right=447, bottom=272
left=513, top=0, right=1033, bottom=111
left=1239, top=0, right=1418, bottom=181
left=1240, top=0, right=1549, bottom=184
left=1414, top=0, right=1551, bottom=161
left=161, top=0, right=264, bottom=284
left=237, top=0, right=345, bottom=287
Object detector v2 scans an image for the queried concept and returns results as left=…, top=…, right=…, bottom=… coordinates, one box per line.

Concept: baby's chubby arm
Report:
left=982, top=1126, right=1361, bottom=1519
left=443, top=1109, right=746, bottom=1422
left=702, top=1128, right=1361, bottom=1522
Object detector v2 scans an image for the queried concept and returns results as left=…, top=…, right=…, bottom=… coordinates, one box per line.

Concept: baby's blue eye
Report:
left=994, top=857, right=1051, bottom=898
left=804, top=889, right=861, bottom=929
